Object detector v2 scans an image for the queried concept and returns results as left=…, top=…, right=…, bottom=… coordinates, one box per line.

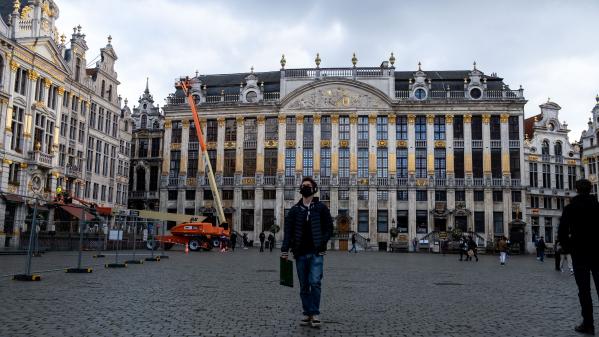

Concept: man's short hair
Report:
left=301, top=176, right=317, bottom=189
left=575, top=179, right=592, bottom=195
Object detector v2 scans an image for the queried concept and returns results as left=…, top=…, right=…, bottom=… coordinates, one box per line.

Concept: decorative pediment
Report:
left=282, top=80, right=391, bottom=110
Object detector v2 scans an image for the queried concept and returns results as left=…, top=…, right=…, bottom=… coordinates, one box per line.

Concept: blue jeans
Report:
left=295, top=253, right=323, bottom=316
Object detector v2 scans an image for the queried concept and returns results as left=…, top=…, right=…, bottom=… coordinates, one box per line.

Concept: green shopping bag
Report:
left=280, top=257, right=293, bottom=287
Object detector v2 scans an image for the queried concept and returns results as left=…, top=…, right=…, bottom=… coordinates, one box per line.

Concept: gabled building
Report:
left=580, top=96, right=599, bottom=197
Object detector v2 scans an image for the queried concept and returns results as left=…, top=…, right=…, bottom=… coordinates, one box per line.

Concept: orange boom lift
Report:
left=153, top=77, right=230, bottom=251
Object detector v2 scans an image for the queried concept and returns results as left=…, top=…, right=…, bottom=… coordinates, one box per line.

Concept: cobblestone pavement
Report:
left=0, top=248, right=595, bottom=337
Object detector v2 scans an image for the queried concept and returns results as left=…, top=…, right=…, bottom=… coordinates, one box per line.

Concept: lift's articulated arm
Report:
left=177, top=78, right=227, bottom=228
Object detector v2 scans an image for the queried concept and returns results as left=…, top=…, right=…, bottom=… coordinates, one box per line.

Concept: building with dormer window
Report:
left=0, top=0, right=131, bottom=248
left=580, top=96, right=599, bottom=197
left=162, top=54, right=527, bottom=251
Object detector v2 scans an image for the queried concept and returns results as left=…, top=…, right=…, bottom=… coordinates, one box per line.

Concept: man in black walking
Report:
left=259, top=231, right=266, bottom=252
left=230, top=232, right=237, bottom=252
left=558, top=179, right=599, bottom=335
left=281, top=177, right=333, bottom=328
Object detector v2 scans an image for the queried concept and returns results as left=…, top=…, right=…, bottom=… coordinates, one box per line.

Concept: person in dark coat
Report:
left=558, top=179, right=599, bottom=335
left=467, top=236, right=478, bottom=262
left=349, top=233, right=358, bottom=253
left=459, top=236, right=468, bottom=261
left=268, top=233, right=275, bottom=252
left=281, top=177, right=333, bottom=328
left=259, top=231, right=266, bottom=252
left=230, top=232, right=237, bottom=252
left=537, top=237, right=547, bottom=262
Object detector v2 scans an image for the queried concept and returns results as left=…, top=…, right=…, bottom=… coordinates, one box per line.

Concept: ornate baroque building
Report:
left=127, top=79, right=164, bottom=211
left=523, top=100, right=582, bottom=250
left=581, top=96, right=599, bottom=197
left=161, top=54, right=527, bottom=249
left=0, top=0, right=131, bottom=247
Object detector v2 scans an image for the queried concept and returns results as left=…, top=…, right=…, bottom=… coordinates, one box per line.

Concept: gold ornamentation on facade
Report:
left=242, top=177, right=256, bottom=185
left=186, top=178, right=197, bottom=186
left=285, top=140, right=296, bottom=148
left=339, top=140, right=349, bottom=148
left=426, top=114, right=434, bottom=125
left=8, top=184, right=17, bottom=193
left=171, top=143, right=181, bottom=150
left=43, top=78, right=52, bottom=88
left=416, top=179, right=428, bottom=187
left=206, top=142, right=217, bottom=150
left=445, top=115, right=454, bottom=124
left=528, top=155, right=539, bottom=162
left=320, top=140, right=331, bottom=148
left=20, top=5, right=32, bottom=19
left=407, top=114, right=416, bottom=125
left=368, top=114, right=377, bottom=124
left=20, top=162, right=28, bottom=169
left=313, top=115, right=321, bottom=124
left=296, top=115, right=304, bottom=124
left=482, top=114, right=491, bottom=124
left=34, top=101, right=45, bottom=109
left=3, top=158, right=13, bottom=165
left=182, top=120, right=190, bottom=128
left=24, top=132, right=31, bottom=139
left=396, top=140, right=408, bottom=148
left=388, top=114, right=396, bottom=124
left=265, top=140, right=278, bottom=148
left=10, top=60, right=19, bottom=72
left=463, top=114, right=472, bottom=123
left=217, top=117, right=225, bottom=127
left=257, top=115, right=266, bottom=124
left=236, top=116, right=244, bottom=125
left=224, top=141, right=236, bottom=149
left=27, top=70, right=39, bottom=81
left=349, top=113, right=358, bottom=124
left=57, top=86, right=65, bottom=96
left=164, top=120, right=172, bottom=128
left=566, top=159, right=577, bottom=166
left=331, top=114, right=339, bottom=124
left=500, top=113, right=510, bottom=123
left=278, top=115, right=286, bottom=124
left=434, top=140, right=446, bottom=148
left=358, top=178, right=368, bottom=185
left=377, top=140, right=388, bottom=148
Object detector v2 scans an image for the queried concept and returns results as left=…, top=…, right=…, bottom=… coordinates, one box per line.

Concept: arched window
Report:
left=75, top=58, right=81, bottom=82
left=541, top=140, right=550, bottom=155
left=141, top=115, right=147, bottom=129
left=554, top=141, right=562, bottom=157
left=101, top=80, right=105, bottom=98
left=153, top=121, right=159, bottom=129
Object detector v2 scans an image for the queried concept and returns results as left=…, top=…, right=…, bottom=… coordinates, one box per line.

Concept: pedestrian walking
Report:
left=467, top=236, right=479, bottom=262
left=459, top=236, right=468, bottom=261
left=555, top=240, right=562, bottom=271
left=558, top=179, right=599, bottom=335
left=537, top=236, right=546, bottom=262
left=498, top=236, right=508, bottom=265
left=281, top=177, right=333, bottom=329
left=412, top=237, right=418, bottom=252
left=259, top=231, right=266, bottom=252
left=349, top=233, right=358, bottom=253
left=559, top=242, right=574, bottom=275
left=242, top=233, right=249, bottom=249
left=268, top=233, right=275, bottom=252
left=230, top=232, right=237, bottom=252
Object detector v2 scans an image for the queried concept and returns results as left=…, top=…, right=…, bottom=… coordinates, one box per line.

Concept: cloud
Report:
left=53, top=0, right=599, bottom=139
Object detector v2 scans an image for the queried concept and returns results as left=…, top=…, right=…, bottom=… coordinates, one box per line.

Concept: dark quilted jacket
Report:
left=281, top=197, right=334, bottom=255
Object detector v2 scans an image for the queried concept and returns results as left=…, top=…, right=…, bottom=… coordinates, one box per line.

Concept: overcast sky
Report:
left=55, top=0, right=599, bottom=139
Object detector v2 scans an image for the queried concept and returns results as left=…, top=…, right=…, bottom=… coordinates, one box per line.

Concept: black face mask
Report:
left=300, top=186, right=314, bottom=197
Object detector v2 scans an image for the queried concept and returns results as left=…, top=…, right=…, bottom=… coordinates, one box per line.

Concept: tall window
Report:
left=416, top=210, right=428, bottom=234
left=376, top=116, right=387, bottom=140
left=265, top=117, right=278, bottom=140
left=357, top=116, right=369, bottom=141
left=541, top=140, right=550, bottom=156
left=377, top=210, right=388, bottom=233
left=241, top=209, right=254, bottom=231
left=491, top=149, right=502, bottom=178
left=415, top=148, right=427, bottom=178
left=433, top=116, right=445, bottom=140
left=320, top=148, right=331, bottom=177
left=10, top=106, right=24, bottom=153
left=223, top=150, right=235, bottom=177
left=568, top=166, right=577, bottom=190
left=453, top=116, right=464, bottom=139
left=169, top=150, right=181, bottom=178
left=321, top=116, right=331, bottom=140
left=285, top=148, right=295, bottom=177
left=243, top=149, right=256, bottom=177
left=303, top=148, right=313, bottom=177
left=89, top=103, right=97, bottom=128
left=471, top=116, right=482, bottom=140
left=555, top=165, right=564, bottom=190
left=244, top=118, right=257, bottom=143
left=357, top=148, right=369, bottom=178
left=285, top=116, right=296, bottom=140
left=78, top=122, right=85, bottom=143
left=303, top=116, right=313, bottom=144
left=415, top=116, right=427, bottom=140
left=490, top=115, right=501, bottom=140
left=508, top=116, right=519, bottom=140
left=396, top=116, right=407, bottom=140
left=493, top=211, right=504, bottom=235
left=141, top=115, right=147, bottom=129
left=510, top=150, right=521, bottom=179
left=554, top=142, right=562, bottom=157
left=188, top=149, right=198, bottom=178
left=377, top=148, right=388, bottom=178
left=206, top=119, right=218, bottom=142
left=171, top=120, right=182, bottom=143
left=339, top=116, right=350, bottom=140
left=339, top=148, right=350, bottom=179
left=151, top=138, right=160, bottom=157
left=542, top=164, right=551, bottom=188
left=455, top=149, right=464, bottom=179
left=358, top=210, right=369, bottom=233
left=138, top=139, right=148, bottom=157
left=472, top=150, right=483, bottom=178
left=544, top=217, right=553, bottom=243
left=224, top=119, right=236, bottom=142
left=264, top=149, right=278, bottom=176
left=529, top=163, right=538, bottom=187
left=14, top=68, right=28, bottom=95
left=434, top=148, right=446, bottom=178
left=397, top=148, right=408, bottom=178
left=98, top=108, right=104, bottom=132
left=101, top=80, right=105, bottom=98
left=75, top=58, right=81, bottom=82
left=474, top=212, right=485, bottom=233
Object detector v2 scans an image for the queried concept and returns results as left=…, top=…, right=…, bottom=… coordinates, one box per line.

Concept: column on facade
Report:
left=275, top=115, right=286, bottom=240
left=198, top=118, right=207, bottom=177
left=3, top=61, right=19, bottom=150
left=294, top=115, right=303, bottom=179
left=234, top=116, right=244, bottom=232
left=426, top=114, right=435, bottom=232
left=463, top=114, right=474, bottom=230
left=500, top=113, right=511, bottom=235
left=368, top=114, right=377, bottom=240
left=162, top=121, right=172, bottom=178
left=52, top=87, right=65, bottom=168
left=348, top=113, right=358, bottom=232
left=446, top=115, right=455, bottom=229
left=388, top=114, right=397, bottom=232
left=254, top=116, right=266, bottom=240
left=313, top=115, right=321, bottom=180
left=216, top=117, right=225, bottom=174
left=256, top=116, right=266, bottom=176
left=481, top=114, right=493, bottom=239
left=23, top=70, right=40, bottom=153
left=407, top=114, right=416, bottom=242
left=177, top=120, right=190, bottom=213
left=329, top=114, right=339, bottom=217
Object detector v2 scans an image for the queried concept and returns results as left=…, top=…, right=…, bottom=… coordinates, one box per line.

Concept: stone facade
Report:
left=161, top=56, right=527, bottom=250
left=127, top=80, right=164, bottom=211
left=523, top=100, right=582, bottom=251
left=580, top=96, right=599, bottom=197
left=0, top=0, right=131, bottom=248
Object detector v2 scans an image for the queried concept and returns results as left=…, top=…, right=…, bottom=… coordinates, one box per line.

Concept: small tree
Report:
left=389, top=227, right=399, bottom=241
left=270, top=224, right=280, bottom=235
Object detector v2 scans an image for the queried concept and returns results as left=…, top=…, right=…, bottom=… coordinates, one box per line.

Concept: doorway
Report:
left=434, top=218, right=446, bottom=232
left=455, top=216, right=467, bottom=232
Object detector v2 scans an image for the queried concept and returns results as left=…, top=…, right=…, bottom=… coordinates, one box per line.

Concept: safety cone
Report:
left=185, top=243, right=189, bottom=254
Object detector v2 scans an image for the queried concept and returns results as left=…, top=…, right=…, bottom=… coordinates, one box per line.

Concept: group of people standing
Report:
left=458, top=236, right=479, bottom=262
left=258, top=231, right=276, bottom=252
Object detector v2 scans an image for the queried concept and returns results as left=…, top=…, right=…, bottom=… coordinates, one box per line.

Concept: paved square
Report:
left=0, top=249, right=594, bottom=336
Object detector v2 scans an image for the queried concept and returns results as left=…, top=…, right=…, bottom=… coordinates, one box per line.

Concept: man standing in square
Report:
left=559, top=179, right=599, bottom=335
left=281, top=177, right=333, bottom=328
